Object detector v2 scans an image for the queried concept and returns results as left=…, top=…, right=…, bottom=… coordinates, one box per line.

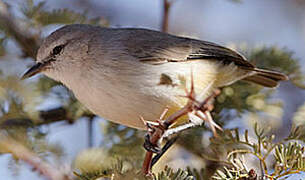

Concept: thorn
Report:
left=207, top=104, right=214, bottom=112
left=190, top=69, right=194, bottom=95
left=140, top=116, right=160, bottom=127
left=214, top=88, right=221, bottom=96
left=140, top=116, right=147, bottom=126
left=205, top=111, right=222, bottom=131
left=143, top=135, right=161, bottom=153
left=159, top=107, right=169, bottom=120
left=146, top=121, right=160, bottom=126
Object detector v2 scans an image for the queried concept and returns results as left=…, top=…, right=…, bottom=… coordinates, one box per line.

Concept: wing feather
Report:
left=118, top=28, right=254, bottom=68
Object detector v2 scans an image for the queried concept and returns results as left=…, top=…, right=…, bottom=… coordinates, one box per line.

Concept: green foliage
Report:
left=248, top=47, right=304, bottom=88
left=286, top=125, right=305, bottom=143
left=0, top=127, right=64, bottom=165
left=102, top=122, right=145, bottom=168
left=74, top=160, right=194, bottom=180
left=186, top=167, right=208, bottom=180
left=0, top=74, right=41, bottom=126
left=212, top=159, right=252, bottom=180
left=292, top=102, right=305, bottom=128
left=73, top=148, right=116, bottom=178
left=153, top=166, right=193, bottom=180
left=273, top=142, right=305, bottom=175
left=22, top=0, right=107, bottom=27
left=210, top=124, right=305, bottom=179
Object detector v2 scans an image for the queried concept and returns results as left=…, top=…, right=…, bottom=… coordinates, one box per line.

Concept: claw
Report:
left=159, top=107, right=169, bottom=120
left=143, top=134, right=161, bottom=153
left=205, top=111, right=222, bottom=131
left=141, top=108, right=170, bottom=153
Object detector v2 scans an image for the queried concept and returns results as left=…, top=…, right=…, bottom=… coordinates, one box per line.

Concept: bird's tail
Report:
left=243, top=68, right=288, bottom=88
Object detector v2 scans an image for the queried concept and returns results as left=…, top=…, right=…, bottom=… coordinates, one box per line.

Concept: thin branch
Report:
left=87, top=117, right=94, bottom=147
left=142, top=151, right=153, bottom=175
left=0, top=107, right=95, bottom=129
left=161, top=0, right=172, bottom=32
left=0, top=135, right=72, bottom=180
left=38, top=108, right=93, bottom=125
left=38, top=107, right=75, bottom=125
left=228, top=149, right=268, bottom=175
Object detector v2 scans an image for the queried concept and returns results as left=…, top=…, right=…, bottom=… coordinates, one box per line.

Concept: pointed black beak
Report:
left=21, top=62, right=45, bottom=80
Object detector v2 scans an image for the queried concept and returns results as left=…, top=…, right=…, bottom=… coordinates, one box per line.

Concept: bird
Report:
left=22, top=24, right=288, bottom=130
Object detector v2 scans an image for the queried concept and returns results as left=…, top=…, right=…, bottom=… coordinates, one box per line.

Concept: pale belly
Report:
left=53, top=60, right=251, bottom=130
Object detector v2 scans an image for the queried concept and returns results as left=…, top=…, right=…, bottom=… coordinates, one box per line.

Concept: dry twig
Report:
left=161, top=0, right=174, bottom=32
left=0, top=135, right=72, bottom=180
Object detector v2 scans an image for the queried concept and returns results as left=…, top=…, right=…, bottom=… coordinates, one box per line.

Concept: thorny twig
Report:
left=142, top=76, right=221, bottom=175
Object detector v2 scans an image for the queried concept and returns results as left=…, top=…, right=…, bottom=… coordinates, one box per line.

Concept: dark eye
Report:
left=52, top=45, right=64, bottom=55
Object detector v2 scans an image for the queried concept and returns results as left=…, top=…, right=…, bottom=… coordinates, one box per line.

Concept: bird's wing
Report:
left=121, top=28, right=254, bottom=68
left=186, top=41, right=254, bottom=68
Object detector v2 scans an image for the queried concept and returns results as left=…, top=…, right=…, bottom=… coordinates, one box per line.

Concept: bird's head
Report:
left=22, top=24, right=98, bottom=81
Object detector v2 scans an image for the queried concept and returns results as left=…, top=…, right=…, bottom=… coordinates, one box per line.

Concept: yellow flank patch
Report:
left=163, top=62, right=249, bottom=126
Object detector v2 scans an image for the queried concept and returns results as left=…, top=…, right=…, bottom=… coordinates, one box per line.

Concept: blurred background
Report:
left=0, top=0, right=304, bottom=179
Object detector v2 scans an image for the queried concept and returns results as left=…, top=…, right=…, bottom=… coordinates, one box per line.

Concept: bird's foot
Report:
left=143, top=134, right=161, bottom=153
left=141, top=108, right=169, bottom=153
left=143, top=124, right=164, bottom=153
left=142, top=106, right=186, bottom=175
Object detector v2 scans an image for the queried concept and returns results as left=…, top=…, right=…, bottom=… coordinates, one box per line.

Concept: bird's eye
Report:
left=52, top=45, right=64, bottom=55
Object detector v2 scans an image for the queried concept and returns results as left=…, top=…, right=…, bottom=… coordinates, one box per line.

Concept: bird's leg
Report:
left=142, top=101, right=193, bottom=153
left=142, top=118, right=166, bottom=153
left=142, top=103, right=192, bottom=175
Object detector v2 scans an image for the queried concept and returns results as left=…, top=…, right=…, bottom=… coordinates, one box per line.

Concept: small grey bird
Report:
left=22, top=24, right=288, bottom=129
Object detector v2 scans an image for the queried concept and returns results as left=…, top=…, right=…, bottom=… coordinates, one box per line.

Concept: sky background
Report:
left=1, top=0, right=305, bottom=179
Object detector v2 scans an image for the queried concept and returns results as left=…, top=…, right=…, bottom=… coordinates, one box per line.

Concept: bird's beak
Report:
left=21, top=62, right=46, bottom=80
